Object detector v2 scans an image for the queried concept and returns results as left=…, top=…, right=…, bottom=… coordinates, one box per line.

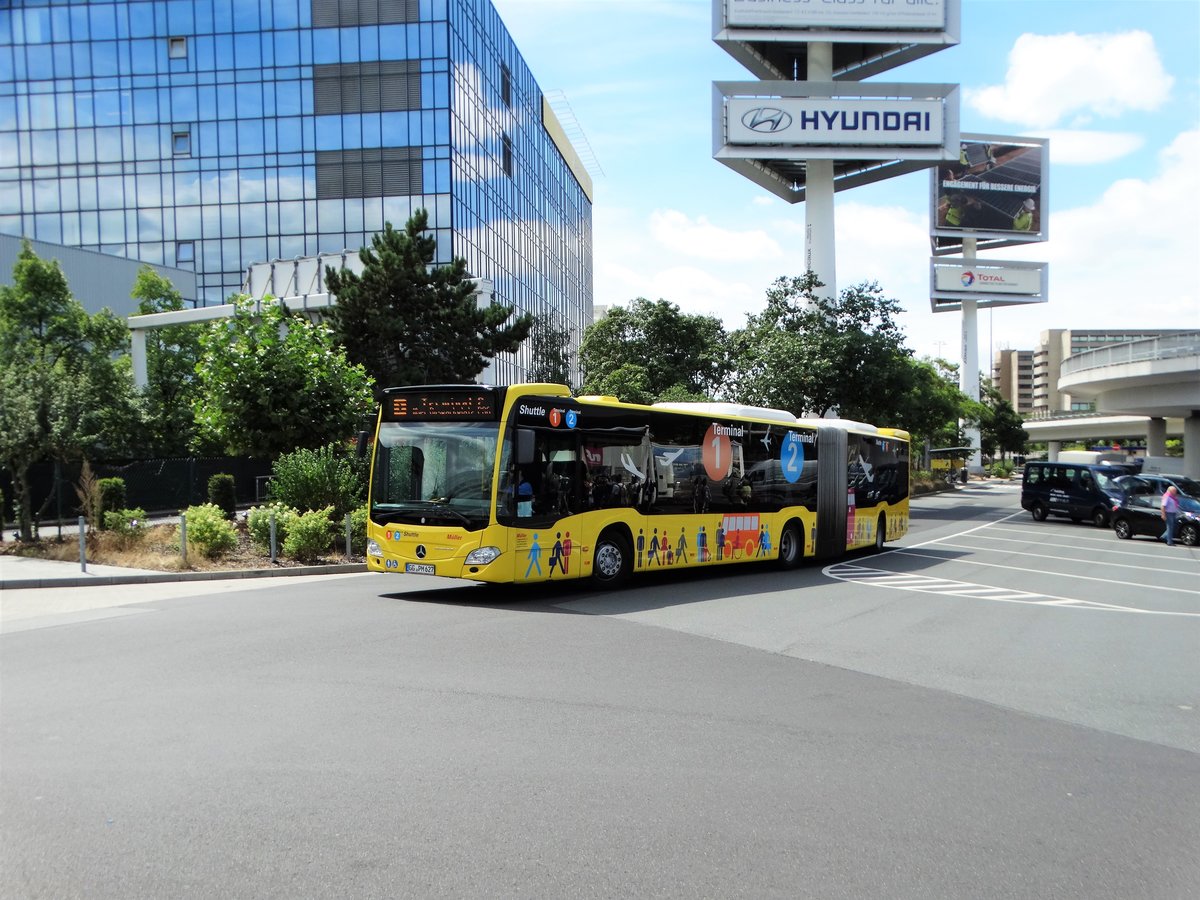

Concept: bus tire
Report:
left=777, top=521, right=802, bottom=570
left=875, top=514, right=886, bottom=551
left=592, top=529, right=632, bottom=588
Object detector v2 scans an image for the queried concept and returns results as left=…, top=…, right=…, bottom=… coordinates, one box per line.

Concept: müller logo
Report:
left=741, top=107, right=792, bottom=133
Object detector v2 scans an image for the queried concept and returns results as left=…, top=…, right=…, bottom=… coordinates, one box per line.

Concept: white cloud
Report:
left=648, top=210, right=784, bottom=262
left=1042, top=130, right=1145, bottom=165
left=966, top=31, right=1174, bottom=128
left=1024, top=129, right=1200, bottom=326
left=592, top=131, right=1200, bottom=362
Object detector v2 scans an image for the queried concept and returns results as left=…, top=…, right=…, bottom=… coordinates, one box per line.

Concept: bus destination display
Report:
left=386, top=390, right=497, bottom=421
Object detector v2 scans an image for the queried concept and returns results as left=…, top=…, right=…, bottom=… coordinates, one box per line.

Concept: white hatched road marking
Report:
left=823, top=561, right=1200, bottom=617
left=822, top=509, right=1200, bottom=617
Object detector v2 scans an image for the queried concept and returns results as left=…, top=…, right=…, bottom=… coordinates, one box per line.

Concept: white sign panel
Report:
left=726, top=0, right=946, bottom=30
left=727, top=97, right=944, bottom=146
left=929, top=258, right=1048, bottom=311
left=934, top=264, right=1042, bottom=295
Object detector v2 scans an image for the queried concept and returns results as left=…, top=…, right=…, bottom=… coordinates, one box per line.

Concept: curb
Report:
left=1, top=562, right=367, bottom=591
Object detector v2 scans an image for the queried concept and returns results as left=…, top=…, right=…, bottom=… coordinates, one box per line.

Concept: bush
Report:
left=181, top=503, right=238, bottom=557
left=98, top=478, right=127, bottom=526
left=283, top=506, right=335, bottom=562
left=988, top=460, right=1015, bottom=479
left=349, top=504, right=368, bottom=555
left=103, top=507, right=148, bottom=548
left=246, top=502, right=300, bottom=552
left=207, top=473, right=237, bottom=520
left=268, top=443, right=364, bottom=519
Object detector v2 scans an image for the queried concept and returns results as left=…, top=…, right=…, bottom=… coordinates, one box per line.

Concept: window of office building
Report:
left=1, top=0, right=592, bottom=380
left=500, top=63, right=512, bottom=107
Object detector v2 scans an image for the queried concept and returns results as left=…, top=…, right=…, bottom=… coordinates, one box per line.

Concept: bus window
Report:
left=581, top=430, right=651, bottom=511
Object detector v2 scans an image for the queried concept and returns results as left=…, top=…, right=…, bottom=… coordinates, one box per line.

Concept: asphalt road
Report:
left=3, top=483, right=1198, bottom=899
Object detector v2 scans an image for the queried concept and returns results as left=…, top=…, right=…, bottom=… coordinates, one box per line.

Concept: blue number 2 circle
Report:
left=781, top=431, right=805, bottom=483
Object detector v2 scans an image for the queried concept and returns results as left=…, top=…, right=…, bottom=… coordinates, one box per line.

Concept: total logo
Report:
left=961, top=271, right=975, bottom=287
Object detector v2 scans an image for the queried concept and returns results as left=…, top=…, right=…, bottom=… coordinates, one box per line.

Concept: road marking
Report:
left=823, top=562, right=1200, bottom=617
left=826, top=508, right=1200, bottom=616
left=930, top=539, right=1200, bottom=576
left=892, top=548, right=1200, bottom=597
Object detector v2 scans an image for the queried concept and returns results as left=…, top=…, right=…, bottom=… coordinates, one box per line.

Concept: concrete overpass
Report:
left=1024, top=332, right=1199, bottom=478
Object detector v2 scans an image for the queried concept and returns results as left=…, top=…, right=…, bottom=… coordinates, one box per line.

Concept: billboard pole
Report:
left=804, top=42, right=836, bottom=309
left=961, top=236, right=982, bottom=472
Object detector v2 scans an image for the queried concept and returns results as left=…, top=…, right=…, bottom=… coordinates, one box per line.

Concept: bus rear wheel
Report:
left=592, top=530, right=632, bottom=588
left=875, top=514, right=887, bottom=551
left=777, top=522, right=802, bottom=569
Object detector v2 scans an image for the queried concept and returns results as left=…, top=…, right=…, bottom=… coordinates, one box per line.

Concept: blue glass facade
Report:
left=0, top=0, right=592, bottom=382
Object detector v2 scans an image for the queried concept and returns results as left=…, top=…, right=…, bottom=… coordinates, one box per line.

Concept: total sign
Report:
left=934, top=263, right=1041, bottom=295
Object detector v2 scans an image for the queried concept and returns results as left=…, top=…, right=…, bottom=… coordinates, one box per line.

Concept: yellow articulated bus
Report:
left=365, top=383, right=910, bottom=587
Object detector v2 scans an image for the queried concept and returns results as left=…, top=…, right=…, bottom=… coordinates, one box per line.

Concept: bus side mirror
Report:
left=516, top=429, right=535, bottom=465
left=356, top=431, right=369, bottom=459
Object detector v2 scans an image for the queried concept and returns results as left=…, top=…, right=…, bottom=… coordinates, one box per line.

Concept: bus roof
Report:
left=651, top=401, right=798, bottom=424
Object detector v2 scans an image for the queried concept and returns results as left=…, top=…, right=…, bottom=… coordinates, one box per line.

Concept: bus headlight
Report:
left=367, top=540, right=383, bottom=558
left=465, top=546, right=501, bottom=565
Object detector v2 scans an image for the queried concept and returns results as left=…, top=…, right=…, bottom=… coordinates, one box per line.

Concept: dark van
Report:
left=1021, top=461, right=1135, bottom=527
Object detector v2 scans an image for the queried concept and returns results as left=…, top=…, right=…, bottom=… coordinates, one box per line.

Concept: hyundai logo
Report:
left=416, top=545, right=427, bottom=559
left=741, top=107, right=792, bottom=133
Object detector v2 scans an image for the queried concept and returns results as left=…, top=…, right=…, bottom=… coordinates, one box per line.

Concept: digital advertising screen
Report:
left=930, top=134, right=1047, bottom=254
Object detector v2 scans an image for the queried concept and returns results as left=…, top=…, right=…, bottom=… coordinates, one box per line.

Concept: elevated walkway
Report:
left=1025, top=332, right=1199, bottom=478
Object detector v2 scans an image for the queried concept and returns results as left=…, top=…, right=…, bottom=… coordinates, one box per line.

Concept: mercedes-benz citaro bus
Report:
left=365, top=383, right=910, bottom=588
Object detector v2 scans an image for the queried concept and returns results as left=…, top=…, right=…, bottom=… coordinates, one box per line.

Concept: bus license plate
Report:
left=405, top=563, right=436, bottom=575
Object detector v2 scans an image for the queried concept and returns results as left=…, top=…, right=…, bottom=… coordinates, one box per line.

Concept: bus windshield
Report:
left=370, top=421, right=500, bottom=530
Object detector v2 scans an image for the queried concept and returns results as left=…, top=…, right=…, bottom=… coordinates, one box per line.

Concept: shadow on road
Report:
left=376, top=541, right=971, bottom=616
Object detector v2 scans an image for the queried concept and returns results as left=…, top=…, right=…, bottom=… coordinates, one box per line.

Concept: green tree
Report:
left=193, top=295, right=375, bottom=457
left=969, top=379, right=1028, bottom=460
left=0, top=241, right=139, bottom=539
left=893, top=357, right=971, bottom=462
left=526, top=311, right=574, bottom=387
left=324, top=210, right=532, bottom=393
left=730, top=273, right=912, bottom=421
left=131, top=265, right=202, bottom=455
left=578, top=298, right=729, bottom=403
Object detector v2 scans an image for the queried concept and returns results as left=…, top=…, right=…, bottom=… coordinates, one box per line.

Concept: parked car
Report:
left=1020, top=460, right=1135, bottom=527
left=1113, top=473, right=1200, bottom=502
left=1110, top=493, right=1200, bottom=545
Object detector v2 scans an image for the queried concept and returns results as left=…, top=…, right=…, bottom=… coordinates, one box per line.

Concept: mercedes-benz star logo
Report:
left=416, top=545, right=427, bottom=559
left=741, top=107, right=792, bottom=133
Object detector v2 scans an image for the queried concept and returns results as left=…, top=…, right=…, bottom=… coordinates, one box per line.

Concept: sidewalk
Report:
left=0, top=554, right=374, bottom=635
left=0, top=552, right=364, bottom=590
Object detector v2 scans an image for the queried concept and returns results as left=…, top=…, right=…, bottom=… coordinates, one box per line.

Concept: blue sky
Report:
left=491, top=0, right=1200, bottom=362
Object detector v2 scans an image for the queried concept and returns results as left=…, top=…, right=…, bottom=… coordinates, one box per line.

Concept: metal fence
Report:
left=2, top=457, right=272, bottom=526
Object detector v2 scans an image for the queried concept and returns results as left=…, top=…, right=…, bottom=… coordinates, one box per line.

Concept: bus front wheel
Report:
left=593, top=530, right=632, bottom=588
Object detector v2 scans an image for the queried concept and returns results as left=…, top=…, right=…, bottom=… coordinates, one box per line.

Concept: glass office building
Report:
left=0, top=0, right=593, bottom=382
